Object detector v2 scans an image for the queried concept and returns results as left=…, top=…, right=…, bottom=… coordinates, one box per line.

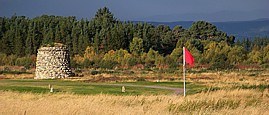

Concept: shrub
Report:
left=164, top=56, right=178, bottom=68
left=83, top=58, right=94, bottom=68
left=0, top=54, right=17, bottom=66
left=126, top=57, right=138, bottom=66
left=70, top=58, right=81, bottom=68
left=98, top=60, right=118, bottom=69
left=136, top=77, right=146, bottom=81
left=0, top=53, right=7, bottom=66
left=15, top=56, right=34, bottom=69
left=90, top=70, right=99, bottom=75
left=261, top=63, right=269, bottom=68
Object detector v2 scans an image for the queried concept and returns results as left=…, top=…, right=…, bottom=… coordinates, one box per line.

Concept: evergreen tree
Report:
left=129, top=37, right=144, bottom=57
left=25, top=22, right=34, bottom=55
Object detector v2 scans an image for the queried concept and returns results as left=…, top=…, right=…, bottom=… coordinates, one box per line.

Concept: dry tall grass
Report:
left=188, top=71, right=269, bottom=88
left=1, top=89, right=268, bottom=115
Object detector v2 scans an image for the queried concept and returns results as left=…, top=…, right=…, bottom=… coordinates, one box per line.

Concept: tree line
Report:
left=0, top=7, right=268, bottom=69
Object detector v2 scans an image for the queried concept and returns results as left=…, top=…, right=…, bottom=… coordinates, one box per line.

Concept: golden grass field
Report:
left=0, top=69, right=269, bottom=115
left=0, top=89, right=268, bottom=115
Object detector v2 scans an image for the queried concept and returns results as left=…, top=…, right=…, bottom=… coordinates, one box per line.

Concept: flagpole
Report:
left=183, top=47, right=186, bottom=97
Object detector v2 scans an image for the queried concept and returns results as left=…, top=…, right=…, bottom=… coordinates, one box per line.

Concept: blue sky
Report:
left=0, top=0, right=268, bottom=22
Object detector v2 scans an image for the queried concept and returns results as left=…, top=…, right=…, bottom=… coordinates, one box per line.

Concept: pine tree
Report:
left=25, top=22, right=34, bottom=55
left=129, top=37, right=143, bottom=57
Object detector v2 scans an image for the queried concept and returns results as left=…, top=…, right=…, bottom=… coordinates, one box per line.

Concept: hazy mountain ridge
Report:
left=140, top=19, right=269, bottom=39
left=138, top=10, right=269, bottom=22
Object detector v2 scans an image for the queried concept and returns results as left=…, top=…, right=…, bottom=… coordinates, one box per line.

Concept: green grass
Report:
left=113, top=81, right=183, bottom=87
left=0, top=79, right=205, bottom=95
left=0, top=86, right=48, bottom=93
left=112, top=81, right=205, bottom=95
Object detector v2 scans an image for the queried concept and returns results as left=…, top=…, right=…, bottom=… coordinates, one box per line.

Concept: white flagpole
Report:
left=183, top=47, right=186, bottom=97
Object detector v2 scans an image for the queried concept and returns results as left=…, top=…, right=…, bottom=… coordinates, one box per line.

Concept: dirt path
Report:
left=96, top=83, right=184, bottom=95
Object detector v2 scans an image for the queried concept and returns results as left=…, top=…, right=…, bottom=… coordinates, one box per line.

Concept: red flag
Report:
left=184, top=47, right=195, bottom=66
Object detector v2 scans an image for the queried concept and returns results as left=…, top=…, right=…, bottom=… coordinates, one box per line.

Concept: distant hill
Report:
left=140, top=19, right=269, bottom=40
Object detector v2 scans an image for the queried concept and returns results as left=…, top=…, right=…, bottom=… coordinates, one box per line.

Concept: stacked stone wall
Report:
left=35, top=46, right=72, bottom=79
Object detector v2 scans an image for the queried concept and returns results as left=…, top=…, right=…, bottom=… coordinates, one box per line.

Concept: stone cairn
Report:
left=35, top=44, right=72, bottom=79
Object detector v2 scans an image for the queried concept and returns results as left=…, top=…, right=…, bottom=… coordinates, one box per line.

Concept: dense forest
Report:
left=0, top=7, right=269, bottom=69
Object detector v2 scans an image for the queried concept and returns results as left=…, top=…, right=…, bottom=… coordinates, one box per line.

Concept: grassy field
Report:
left=0, top=69, right=269, bottom=114
left=0, top=79, right=204, bottom=95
